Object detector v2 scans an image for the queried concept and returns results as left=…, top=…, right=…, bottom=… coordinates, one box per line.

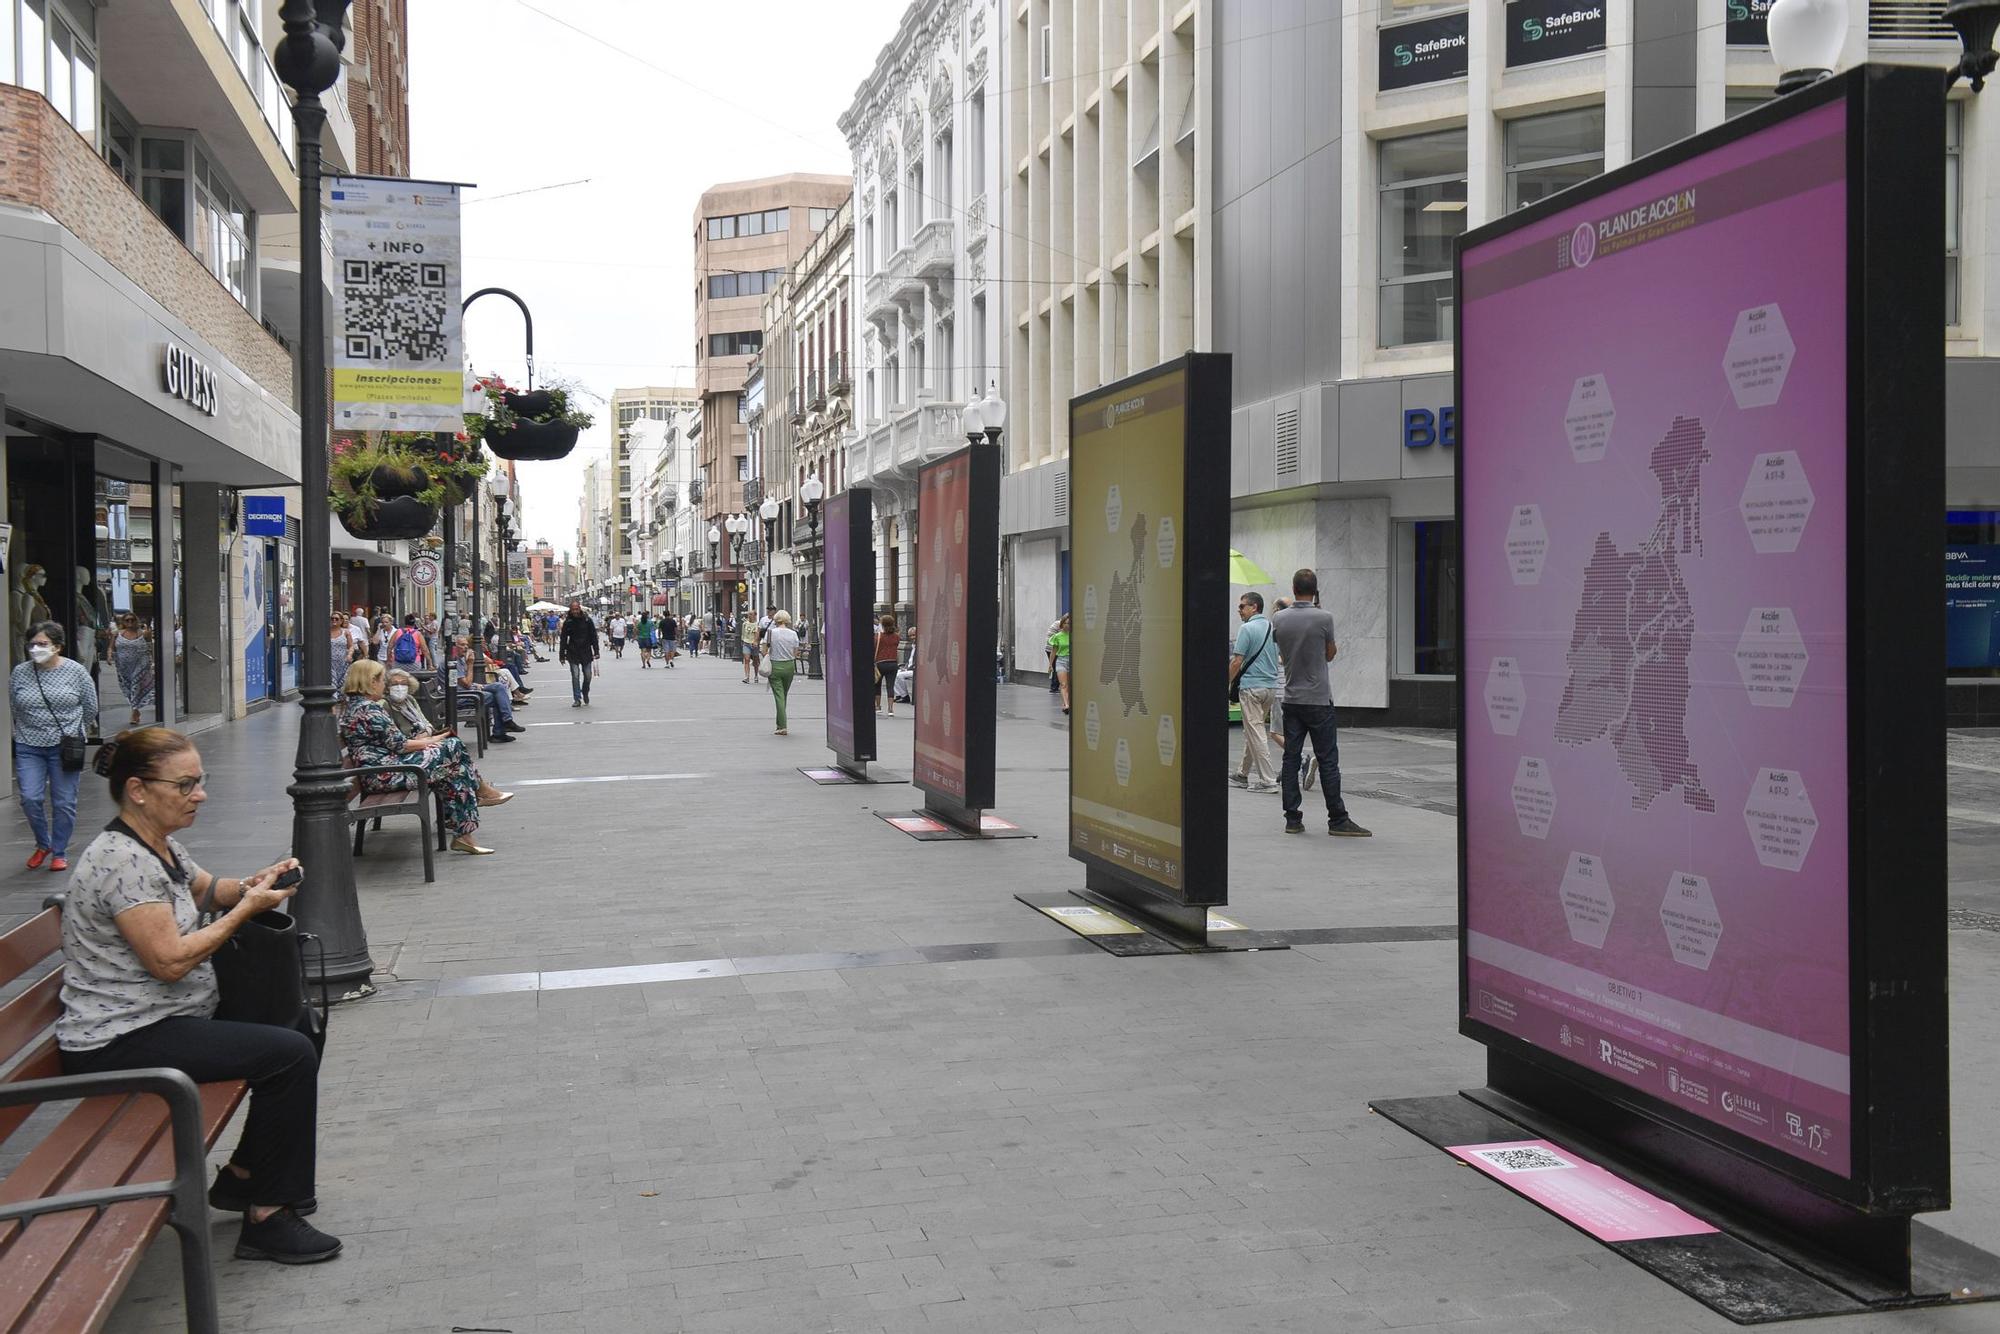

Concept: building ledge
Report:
left=0, top=86, right=292, bottom=405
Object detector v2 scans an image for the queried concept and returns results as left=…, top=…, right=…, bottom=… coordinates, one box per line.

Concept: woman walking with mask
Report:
left=12, top=622, right=97, bottom=871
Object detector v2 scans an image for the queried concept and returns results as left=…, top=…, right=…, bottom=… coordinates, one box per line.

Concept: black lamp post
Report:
left=275, top=0, right=370, bottom=992
left=801, top=470, right=824, bottom=678
left=760, top=495, right=779, bottom=617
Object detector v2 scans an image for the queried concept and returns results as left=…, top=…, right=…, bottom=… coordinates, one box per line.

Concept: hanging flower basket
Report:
left=484, top=418, right=581, bottom=461
left=362, top=460, right=429, bottom=498
left=341, top=495, right=437, bottom=541
left=465, top=374, right=593, bottom=462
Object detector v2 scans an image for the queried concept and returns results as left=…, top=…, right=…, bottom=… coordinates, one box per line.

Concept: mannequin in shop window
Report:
left=76, top=566, right=110, bottom=690
left=11, top=565, right=51, bottom=667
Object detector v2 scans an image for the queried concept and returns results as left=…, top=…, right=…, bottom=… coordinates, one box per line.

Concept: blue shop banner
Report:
left=1946, top=545, right=2000, bottom=668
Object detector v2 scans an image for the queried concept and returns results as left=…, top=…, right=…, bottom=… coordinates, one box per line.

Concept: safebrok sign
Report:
left=1507, top=2, right=1606, bottom=67
left=1379, top=11, right=1469, bottom=92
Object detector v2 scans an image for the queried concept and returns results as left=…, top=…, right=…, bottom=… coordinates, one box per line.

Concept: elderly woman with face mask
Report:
left=381, top=669, right=433, bottom=738
left=338, top=659, right=512, bottom=855
left=12, top=621, right=98, bottom=871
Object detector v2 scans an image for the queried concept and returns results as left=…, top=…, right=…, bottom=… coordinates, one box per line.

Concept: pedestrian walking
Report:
left=1228, top=592, right=1280, bottom=792
left=608, top=613, right=628, bottom=660
left=873, top=614, right=900, bottom=716
left=1270, top=570, right=1368, bottom=837
left=637, top=612, right=657, bottom=668
left=12, top=622, right=96, bottom=871
left=111, top=614, right=155, bottom=725
left=740, top=615, right=762, bottom=684
left=1267, top=598, right=1316, bottom=795
left=1046, top=615, right=1072, bottom=714
left=557, top=599, right=601, bottom=706
left=661, top=613, right=679, bottom=667
left=764, top=610, right=801, bottom=735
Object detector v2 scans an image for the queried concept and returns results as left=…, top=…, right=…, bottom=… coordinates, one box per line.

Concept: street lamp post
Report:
left=274, top=0, right=371, bottom=991
left=801, top=471, right=825, bottom=678
left=707, top=523, right=722, bottom=653
left=759, top=495, right=779, bottom=619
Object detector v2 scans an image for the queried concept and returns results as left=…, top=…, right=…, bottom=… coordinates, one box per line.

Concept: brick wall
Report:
left=347, top=0, right=411, bottom=177
left=0, top=85, right=293, bottom=403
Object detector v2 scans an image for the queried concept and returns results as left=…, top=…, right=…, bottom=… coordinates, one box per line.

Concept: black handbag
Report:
left=197, top=882, right=328, bottom=1055
left=31, top=666, right=86, bottom=771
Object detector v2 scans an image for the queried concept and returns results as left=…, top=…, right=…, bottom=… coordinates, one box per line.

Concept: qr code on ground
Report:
left=341, top=259, right=449, bottom=362
left=1470, top=1145, right=1574, bottom=1174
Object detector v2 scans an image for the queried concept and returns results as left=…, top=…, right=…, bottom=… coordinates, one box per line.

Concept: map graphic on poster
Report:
left=912, top=457, right=969, bottom=798
left=1555, top=416, right=1716, bottom=813
left=1461, top=100, right=1850, bottom=1174
left=1069, top=369, right=1187, bottom=894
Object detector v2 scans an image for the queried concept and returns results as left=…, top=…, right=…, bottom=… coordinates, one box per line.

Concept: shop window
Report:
left=1947, top=510, right=2000, bottom=675
left=1396, top=519, right=1460, bottom=677
left=1504, top=106, right=1604, bottom=213
left=1378, top=128, right=1466, bottom=348
left=1947, top=100, right=1963, bottom=327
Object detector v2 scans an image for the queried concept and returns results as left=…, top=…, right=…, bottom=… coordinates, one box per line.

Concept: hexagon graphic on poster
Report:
left=1743, top=767, right=1819, bottom=872
left=1484, top=657, right=1525, bottom=736
left=1511, top=756, right=1556, bottom=840
left=1739, top=450, right=1814, bottom=555
left=1156, top=515, right=1177, bottom=569
left=1661, top=871, right=1723, bottom=970
left=1114, top=736, right=1132, bottom=787
left=1156, top=714, right=1177, bottom=766
left=1559, top=852, right=1614, bottom=949
left=1105, top=484, right=1123, bottom=534
left=1083, top=584, right=1099, bottom=631
left=942, top=699, right=954, bottom=739
left=1506, top=505, right=1548, bottom=586
left=1565, top=374, right=1615, bottom=463
left=1084, top=699, right=1102, bottom=751
left=1734, top=607, right=1809, bottom=708
left=949, top=639, right=961, bottom=680
left=1723, top=303, right=1795, bottom=409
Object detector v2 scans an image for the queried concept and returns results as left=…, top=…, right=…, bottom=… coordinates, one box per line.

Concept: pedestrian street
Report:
left=59, top=648, right=2000, bottom=1331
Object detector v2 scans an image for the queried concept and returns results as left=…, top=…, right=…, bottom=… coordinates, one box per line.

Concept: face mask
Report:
left=387, top=685, right=410, bottom=701
left=27, top=645, right=53, bottom=664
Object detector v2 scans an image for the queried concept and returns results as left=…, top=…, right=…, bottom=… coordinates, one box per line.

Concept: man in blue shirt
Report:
left=1228, top=592, right=1281, bottom=792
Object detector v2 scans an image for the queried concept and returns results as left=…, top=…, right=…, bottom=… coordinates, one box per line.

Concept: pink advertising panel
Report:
left=1459, top=100, right=1850, bottom=1174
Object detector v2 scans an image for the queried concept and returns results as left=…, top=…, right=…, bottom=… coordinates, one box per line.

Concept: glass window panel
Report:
left=1505, top=107, right=1603, bottom=169
left=1411, top=520, right=1460, bottom=675
left=144, top=176, right=186, bottom=241
left=767, top=209, right=787, bottom=231
left=1380, top=276, right=1455, bottom=348
left=73, top=46, right=94, bottom=137
left=47, top=19, right=70, bottom=119
left=740, top=212, right=761, bottom=236
left=1, top=0, right=13, bottom=90
left=22, top=1, right=46, bottom=95
left=142, top=137, right=185, bottom=171
left=1945, top=152, right=1960, bottom=254
left=1946, top=100, right=1962, bottom=150
left=1380, top=128, right=1465, bottom=185
left=1379, top=179, right=1466, bottom=279
left=1508, top=158, right=1602, bottom=212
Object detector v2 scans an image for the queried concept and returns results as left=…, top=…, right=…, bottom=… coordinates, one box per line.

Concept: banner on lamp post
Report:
left=328, top=176, right=465, bottom=432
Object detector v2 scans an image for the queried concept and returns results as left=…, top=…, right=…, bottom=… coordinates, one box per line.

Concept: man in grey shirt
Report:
left=1270, top=569, right=1370, bottom=837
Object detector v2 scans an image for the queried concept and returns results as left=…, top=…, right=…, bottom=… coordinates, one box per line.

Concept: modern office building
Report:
left=691, top=172, right=851, bottom=623
left=842, top=0, right=1008, bottom=616
left=1197, top=0, right=2000, bottom=725
left=995, top=0, right=1213, bottom=677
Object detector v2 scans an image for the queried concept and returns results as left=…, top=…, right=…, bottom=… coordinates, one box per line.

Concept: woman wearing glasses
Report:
left=58, top=727, right=341, bottom=1264
left=338, top=659, right=512, bottom=855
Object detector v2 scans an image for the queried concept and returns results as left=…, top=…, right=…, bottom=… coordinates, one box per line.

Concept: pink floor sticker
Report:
left=1447, top=1139, right=1718, bottom=1243
left=980, top=816, right=1018, bottom=831
left=887, top=816, right=946, bottom=833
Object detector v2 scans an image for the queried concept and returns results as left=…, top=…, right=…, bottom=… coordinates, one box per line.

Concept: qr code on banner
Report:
left=341, top=259, right=449, bottom=362
left=1470, top=1145, right=1575, bottom=1174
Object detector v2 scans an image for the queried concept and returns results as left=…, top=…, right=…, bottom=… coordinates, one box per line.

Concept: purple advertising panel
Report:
left=823, top=489, right=877, bottom=765
left=1460, top=100, right=1851, bottom=1173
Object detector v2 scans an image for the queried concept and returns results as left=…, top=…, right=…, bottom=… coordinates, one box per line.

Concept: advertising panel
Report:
left=824, top=488, right=878, bottom=764
left=328, top=176, right=465, bottom=432
left=1505, top=2, right=1606, bottom=67
left=912, top=450, right=998, bottom=810
left=1460, top=70, right=1948, bottom=1215
left=1379, top=11, right=1469, bottom=92
left=1068, top=355, right=1231, bottom=908
left=1727, top=0, right=1772, bottom=46
left=1462, top=100, right=1854, bottom=1172
left=1946, top=545, right=2000, bottom=669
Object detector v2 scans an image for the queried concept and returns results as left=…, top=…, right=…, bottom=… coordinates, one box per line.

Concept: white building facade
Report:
left=841, top=0, right=1008, bottom=611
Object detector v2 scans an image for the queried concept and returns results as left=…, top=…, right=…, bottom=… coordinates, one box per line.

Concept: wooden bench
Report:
left=0, top=904, right=245, bottom=1333
left=343, top=754, right=440, bottom=883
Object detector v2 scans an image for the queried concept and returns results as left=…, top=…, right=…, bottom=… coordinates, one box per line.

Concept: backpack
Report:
left=391, top=628, right=420, bottom=664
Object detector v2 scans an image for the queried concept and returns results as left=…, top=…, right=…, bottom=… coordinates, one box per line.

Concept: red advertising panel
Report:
left=912, top=448, right=998, bottom=811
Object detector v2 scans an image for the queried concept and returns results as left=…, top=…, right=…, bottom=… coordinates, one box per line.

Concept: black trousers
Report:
left=1280, top=702, right=1350, bottom=823
left=63, top=1016, right=320, bottom=1206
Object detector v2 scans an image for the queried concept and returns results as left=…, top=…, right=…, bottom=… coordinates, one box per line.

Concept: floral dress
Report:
left=111, top=633, right=155, bottom=712
left=338, top=698, right=481, bottom=838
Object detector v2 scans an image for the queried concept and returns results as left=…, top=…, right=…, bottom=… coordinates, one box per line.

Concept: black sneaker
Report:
left=234, top=1207, right=341, bottom=1264
left=1329, top=817, right=1373, bottom=838
left=505, top=722, right=528, bottom=734
left=208, top=1168, right=317, bottom=1216
left=491, top=731, right=516, bottom=743
left=1284, top=817, right=1305, bottom=834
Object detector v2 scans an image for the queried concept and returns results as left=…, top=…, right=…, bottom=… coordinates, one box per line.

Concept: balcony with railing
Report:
left=887, top=244, right=926, bottom=308
left=864, top=268, right=899, bottom=326
left=910, top=217, right=957, bottom=281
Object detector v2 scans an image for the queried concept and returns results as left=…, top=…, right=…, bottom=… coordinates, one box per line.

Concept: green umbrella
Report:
left=1228, top=549, right=1270, bottom=585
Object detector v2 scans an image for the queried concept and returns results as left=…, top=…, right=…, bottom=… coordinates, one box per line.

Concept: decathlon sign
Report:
left=1506, top=2, right=1606, bottom=67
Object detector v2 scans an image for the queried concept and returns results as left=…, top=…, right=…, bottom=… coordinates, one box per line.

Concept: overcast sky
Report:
left=407, top=0, right=908, bottom=559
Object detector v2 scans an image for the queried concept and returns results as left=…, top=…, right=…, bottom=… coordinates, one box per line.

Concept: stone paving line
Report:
left=0, top=648, right=1974, bottom=1332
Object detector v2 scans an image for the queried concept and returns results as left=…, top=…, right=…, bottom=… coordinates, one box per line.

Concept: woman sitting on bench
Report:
left=58, top=727, right=340, bottom=1264
left=338, top=659, right=512, bottom=856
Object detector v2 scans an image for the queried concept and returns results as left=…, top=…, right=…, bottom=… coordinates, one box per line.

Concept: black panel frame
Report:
left=825, top=487, right=879, bottom=768
left=1452, top=65, right=1947, bottom=1237
left=915, top=445, right=999, bottom=819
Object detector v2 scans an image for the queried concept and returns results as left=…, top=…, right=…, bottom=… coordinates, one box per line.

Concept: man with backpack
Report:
left=388, top=613, right=430, bottom=671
